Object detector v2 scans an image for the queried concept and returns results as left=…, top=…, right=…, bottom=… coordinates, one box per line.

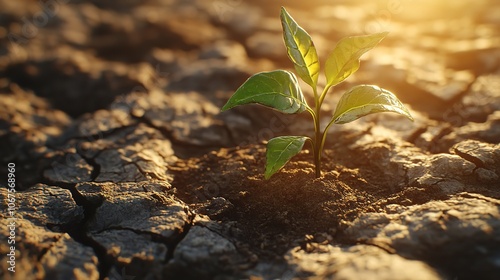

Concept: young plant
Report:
left=221, top=7, right=413, bottom=179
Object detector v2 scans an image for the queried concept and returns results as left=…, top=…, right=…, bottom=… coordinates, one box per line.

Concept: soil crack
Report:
left=79, top=154, right=101, bottom=181
left=165, top=210, right=195, bottom=263
left=453, top=146, right=486, bottom=169
left=60, top=184, right=111, bottom=280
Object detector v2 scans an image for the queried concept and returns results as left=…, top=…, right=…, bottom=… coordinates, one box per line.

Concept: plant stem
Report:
left=314, top=125, right=322, bottom=178
left=320, top=119, right=336, bottom=158
left=313, top=87, right=322, bottom=178
left=312, top=85, right=334, bottom=178
left=318, top=84, right=333, bottom=108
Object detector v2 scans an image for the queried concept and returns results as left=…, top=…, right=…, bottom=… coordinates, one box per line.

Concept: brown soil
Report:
left=171, top=143, right=447, bottom=258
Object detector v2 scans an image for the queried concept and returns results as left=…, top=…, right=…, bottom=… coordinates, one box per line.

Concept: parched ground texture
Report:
left=0, top=0, right=500, bottom=279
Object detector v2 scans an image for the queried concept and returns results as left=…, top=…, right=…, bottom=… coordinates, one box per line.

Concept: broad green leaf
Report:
left=325, top=32, right=388, bottom=87
left=221, top=70, right=307, bottom=114
left=265, top=136, right=307, bottom=179
left=332, top=85, right=413, bottom=124
left=280, top=7, right=320, bottom=88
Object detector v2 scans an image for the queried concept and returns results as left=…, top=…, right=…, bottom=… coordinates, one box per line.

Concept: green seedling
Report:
left=222, top=7, right=413, bottom=179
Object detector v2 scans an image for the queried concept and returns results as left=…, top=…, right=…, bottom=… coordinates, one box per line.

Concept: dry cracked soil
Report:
left=0, top=0, right=500, bottom=279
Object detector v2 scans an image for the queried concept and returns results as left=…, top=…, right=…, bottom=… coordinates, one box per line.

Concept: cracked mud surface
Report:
left=1, top=0, right=500, bottom=279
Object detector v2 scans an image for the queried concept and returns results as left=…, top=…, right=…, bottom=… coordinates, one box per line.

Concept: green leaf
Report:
left=280, top=7, right=320, bottom=88
left=325, top=32, right=388, bottom=87
left=332, top=85, right=413, bottom=124
left=265, top=136, right=308, bottom=179
left=221, top=70, right=307, bottom=114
